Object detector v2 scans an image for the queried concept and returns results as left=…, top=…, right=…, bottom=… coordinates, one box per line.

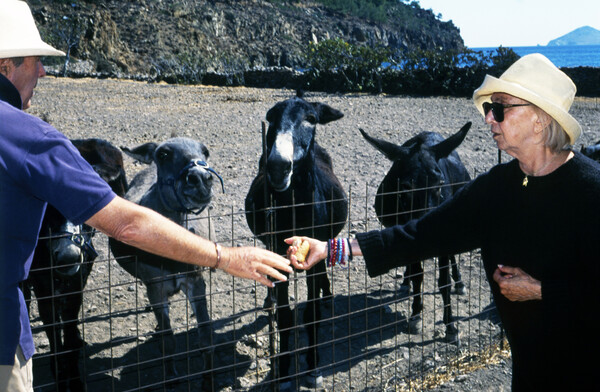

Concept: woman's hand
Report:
left=284, top=237, right=328, bottom=270
left=493, top=265, right=542, bottom=302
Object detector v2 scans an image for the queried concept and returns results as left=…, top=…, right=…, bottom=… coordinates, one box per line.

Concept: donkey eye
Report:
left=156, top=150, right=170, bottom=161
left=305, top=114, right=317, bottom=124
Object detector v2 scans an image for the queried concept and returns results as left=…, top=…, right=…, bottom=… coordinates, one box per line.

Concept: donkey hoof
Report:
left=446, top=333, right=461, bottom=346
left=307, top=370, right=323, bottom=388
left=445, top=327, right=461, bottom=346
left=453, top=283, right=466, bottom=295
left=398, top=284, right=411, bottom=295
left=407, top=315, right=422, bottom=335
left=263, top=295, right=274, bottom=310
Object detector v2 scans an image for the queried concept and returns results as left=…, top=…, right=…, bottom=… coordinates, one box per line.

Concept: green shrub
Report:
left=301, top=38, right=521, bottom=96
left=304, top=38, right=391, bottom=92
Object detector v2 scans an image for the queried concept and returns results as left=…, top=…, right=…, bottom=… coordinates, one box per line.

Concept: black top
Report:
left=357, top=153, right=600, bottom=391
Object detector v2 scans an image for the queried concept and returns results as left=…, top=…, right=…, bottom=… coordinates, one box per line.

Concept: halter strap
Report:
left=54, top=230, right=98, bottom=259
left=178, top=160, right=225, bottom=193
left=158, top=159, right=225, bottom=215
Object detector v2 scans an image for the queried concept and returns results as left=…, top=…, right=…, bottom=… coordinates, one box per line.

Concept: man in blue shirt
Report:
left=0, top=2, right=292, bottom=391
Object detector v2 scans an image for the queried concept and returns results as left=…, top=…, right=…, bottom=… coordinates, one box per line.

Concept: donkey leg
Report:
left=450, top=255, right=466, bottom=295
left=313, top=257, right=332, bottom=303
left=62, top=289, right=85, bottom=349
left=64, top=349, right=85, bottom=392
left=146, top=281, right=178, bottom=378
left=304, top=268, right=323, bottom=388
left=274, top=278, right=294, bottom=390
left=263, top=286, right=275, bottom=309
left=61, top=290, right=86, bottom=391
left=40, top=298, right=82, bottom=392
left=400, top=266, right=411, bottom=289
left=183, top=273, right=214, bottom=390
left=406, top=263, right=423, bottom=334
left=38, top=295, right=67, bottom=391
left=439, top=256, right=460, bottom=345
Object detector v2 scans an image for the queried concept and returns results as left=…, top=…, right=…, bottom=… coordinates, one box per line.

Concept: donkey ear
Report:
left=266, top=106, right=275, bottom=123
left=431, top=122, right=471, bottom=161
left=313, top=103, right=344, bottom=124
left=91, top=163, right=123, bottom=184
left=359, top=128, right=407, bottom=161
left=201, top=143, right=210, bottom=159
left=120, top=142, right=158, bottom=164
left=266, top=102, right=284, bottom=123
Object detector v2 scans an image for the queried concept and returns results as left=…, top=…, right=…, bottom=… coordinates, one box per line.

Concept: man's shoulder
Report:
left=0, top=102, right=64, bottom=145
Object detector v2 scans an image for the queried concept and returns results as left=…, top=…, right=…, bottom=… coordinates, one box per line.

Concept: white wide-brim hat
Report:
left=473, top=53, right=581, bottom=145
left=0, top=0, right=65, bottom=58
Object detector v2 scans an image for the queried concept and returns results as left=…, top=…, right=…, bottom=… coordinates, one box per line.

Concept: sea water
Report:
left=471, top=45, right=600, bottom=68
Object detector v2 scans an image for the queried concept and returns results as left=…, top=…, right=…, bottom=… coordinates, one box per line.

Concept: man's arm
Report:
left=86, top=196, right=292, bottom=287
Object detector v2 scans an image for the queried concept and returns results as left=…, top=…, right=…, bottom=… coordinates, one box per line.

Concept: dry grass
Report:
left=384, top=339, right=512, bottom=391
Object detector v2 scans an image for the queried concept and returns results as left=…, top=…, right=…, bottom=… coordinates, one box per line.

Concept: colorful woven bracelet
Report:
left=327, top=238, right=335, bottom=267
left=327, top=237, right=352, bottom=268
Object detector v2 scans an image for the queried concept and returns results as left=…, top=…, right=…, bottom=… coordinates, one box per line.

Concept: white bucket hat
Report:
left=473, top=53, right=581, bottom=145
left=0, top=0, right=65, bottom=58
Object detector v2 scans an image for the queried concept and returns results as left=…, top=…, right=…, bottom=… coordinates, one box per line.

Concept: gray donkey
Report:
left=109, top=137, right=224, bottom=388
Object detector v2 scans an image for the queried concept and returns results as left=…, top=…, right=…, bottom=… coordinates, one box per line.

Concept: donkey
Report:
left=359, top=122, right=472, bottom=345
left=245, top=91, right=348, bottom=389
left=109, top=137, right=224, bottom=387
left=23, top=138, right=127, bottom=392
left=71, top=138, right=128, bottom=197
left=581, top=140, right=600, bottom=162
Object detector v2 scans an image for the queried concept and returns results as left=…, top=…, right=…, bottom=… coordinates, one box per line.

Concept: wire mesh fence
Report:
left=26, top=183, right=504, bottom=392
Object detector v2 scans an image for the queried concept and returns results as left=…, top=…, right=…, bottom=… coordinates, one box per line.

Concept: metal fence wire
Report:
left=26, top=183, right=505, bottom=392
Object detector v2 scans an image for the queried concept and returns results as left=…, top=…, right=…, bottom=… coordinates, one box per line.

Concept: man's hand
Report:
left=493, top=265, right=542, bottom=302
left=219, top=246, right=292, bottom=288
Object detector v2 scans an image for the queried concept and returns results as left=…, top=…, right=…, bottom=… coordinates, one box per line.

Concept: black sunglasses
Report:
left=483, top=102, right=531, bottom=122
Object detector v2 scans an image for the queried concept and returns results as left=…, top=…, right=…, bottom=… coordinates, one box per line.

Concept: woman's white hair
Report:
left=534, top=106, right=571, bottom=152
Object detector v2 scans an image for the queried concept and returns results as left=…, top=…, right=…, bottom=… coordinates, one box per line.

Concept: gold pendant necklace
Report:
left=521, top=153, right=562, bottom=187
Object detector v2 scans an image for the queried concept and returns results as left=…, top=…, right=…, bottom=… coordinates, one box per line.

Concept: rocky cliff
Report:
left=29, top=0, right=464, bottom=80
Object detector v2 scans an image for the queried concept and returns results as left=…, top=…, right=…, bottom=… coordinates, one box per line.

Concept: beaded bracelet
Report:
left=327, top=239, right=335, bottom=267
left=327, top=238, right=352, bottom=268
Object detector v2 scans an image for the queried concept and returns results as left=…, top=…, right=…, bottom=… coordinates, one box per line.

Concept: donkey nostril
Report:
left=282, top=162, right=292, bottom=177
left=186, top=172, right=201, bottom=186
left=186, top=171, right=212, bottom=187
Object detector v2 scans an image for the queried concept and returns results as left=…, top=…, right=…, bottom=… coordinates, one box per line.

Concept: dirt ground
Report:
left=26, top=78, right=600, bottom=391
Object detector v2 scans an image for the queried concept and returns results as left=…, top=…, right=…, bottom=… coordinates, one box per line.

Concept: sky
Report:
left=415, top=0, right=600, bottom=48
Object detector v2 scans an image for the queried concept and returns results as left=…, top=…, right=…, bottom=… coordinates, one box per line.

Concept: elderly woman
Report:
left=286, top=54, right=599, bottom=391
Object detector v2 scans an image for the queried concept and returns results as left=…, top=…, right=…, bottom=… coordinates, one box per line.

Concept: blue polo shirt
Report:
left=0, top=74, right=115, bottom=365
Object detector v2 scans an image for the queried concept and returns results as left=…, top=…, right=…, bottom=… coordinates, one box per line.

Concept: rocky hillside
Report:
left=29, top=0, right=464, bottom=80
left=548, top=26, right=600, bottom=46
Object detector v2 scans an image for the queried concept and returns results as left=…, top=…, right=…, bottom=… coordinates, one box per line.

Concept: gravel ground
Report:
left=26, top=77, right=600, bottom=392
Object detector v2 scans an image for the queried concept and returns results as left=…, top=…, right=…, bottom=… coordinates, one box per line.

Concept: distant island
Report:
left=547, top=26, right=600, bottom=46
